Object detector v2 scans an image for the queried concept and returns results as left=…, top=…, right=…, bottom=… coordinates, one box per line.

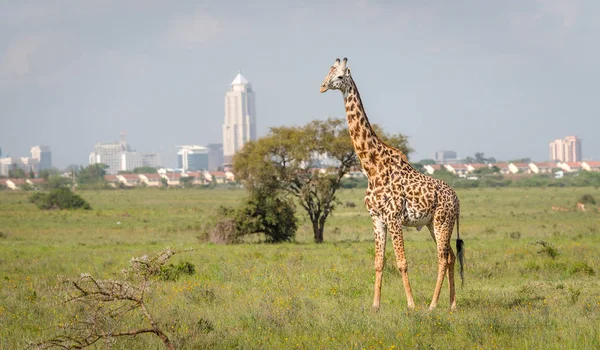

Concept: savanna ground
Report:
left=0, top=187, right=599, bottom=349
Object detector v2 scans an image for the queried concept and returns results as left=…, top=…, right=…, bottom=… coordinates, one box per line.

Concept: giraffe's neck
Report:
left=342, top=78, right=386, bottom=175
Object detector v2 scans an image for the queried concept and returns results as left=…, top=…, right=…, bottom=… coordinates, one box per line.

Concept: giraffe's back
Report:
left=365, top=151, right=458, bottom=228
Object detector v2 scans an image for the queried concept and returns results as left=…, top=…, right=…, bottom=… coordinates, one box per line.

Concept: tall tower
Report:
left=549, top=136, right=582, bottom=163
left=223, top=70, right=256, bottom=164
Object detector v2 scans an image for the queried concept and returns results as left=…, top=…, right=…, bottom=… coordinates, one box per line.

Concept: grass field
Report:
left=1, top=187, right=599, bottom=349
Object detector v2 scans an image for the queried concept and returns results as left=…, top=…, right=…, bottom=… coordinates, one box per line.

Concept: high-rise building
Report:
left=206, top=143, right=224, bottom=171
left=89, top=133, right=159, bottom=174
left=176, top=145, right=209, bottom=171
left=549, top=136, right=582, bottom=162
left=434, top=150, right=457, bottom=164
left=30, top=146, right=52, bottom=171
left=223, top=70, right=256, bottom=164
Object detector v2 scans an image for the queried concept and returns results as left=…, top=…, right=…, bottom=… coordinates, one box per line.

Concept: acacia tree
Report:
left=233, top=118, right=411, bottom=243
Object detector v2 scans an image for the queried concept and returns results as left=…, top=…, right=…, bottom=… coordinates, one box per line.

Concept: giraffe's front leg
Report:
left=388, top=220, right=415, bottom=309
left=371, top=216, right=386, bottom=311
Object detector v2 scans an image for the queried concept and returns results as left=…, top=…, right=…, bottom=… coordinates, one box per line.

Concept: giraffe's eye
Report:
left=336, top=75, right=343, bottom=79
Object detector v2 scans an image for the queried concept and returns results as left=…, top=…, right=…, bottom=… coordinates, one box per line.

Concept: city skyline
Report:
left=1, top=1, right=599, bottom=168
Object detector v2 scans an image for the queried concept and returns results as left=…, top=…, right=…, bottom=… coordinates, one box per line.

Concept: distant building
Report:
left=0, top=157, right=33, bottom=176
left=30, top=146, right=52, bottom=171
left=444, top=163, right=468, bottom=177
left=206, top=143, right=224, bottom=171
left=0, top=157, right=15, bottom=177
left=89, top=133, right=159, bottom=174
left=0, top=146, right=52, bottom=176
left=549, top=136, right=582, bottom=162
left=176, top=145, right=209, bottom=172
left=223, top=70, right=256, bottom=164
left=121, top=152, right=159, bottom=172
left=434, top=150, right=457, bottom=164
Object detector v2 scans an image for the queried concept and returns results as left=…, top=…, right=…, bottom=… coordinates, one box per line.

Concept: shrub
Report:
left=579, top=194, right=596, bottom=205
left=206, top=189, right=298, bottom=244
left=534, top=240, right=559, bottom=259
left=235, top=189, right=297, bottom=243
left=158, top=261, right=196, bottom=281
left=29, top=188, right=91, bottom=210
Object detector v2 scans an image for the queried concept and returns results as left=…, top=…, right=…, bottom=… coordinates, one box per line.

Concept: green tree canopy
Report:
left=8, top=164, right=26, bottom=179
left=133, top=166, right=158, bottom=174
left=419, top=159, right=436, bottom=165
left=233, top=118, right=411, bottom=243
left=77, top=164, right=108, bottom=187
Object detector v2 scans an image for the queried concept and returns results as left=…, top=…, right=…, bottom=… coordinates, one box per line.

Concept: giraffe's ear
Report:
left=345, top=68, right=351, bottom=76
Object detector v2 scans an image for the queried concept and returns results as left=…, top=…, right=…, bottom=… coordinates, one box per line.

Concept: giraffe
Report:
left=320, top=58, right=464, bottom=311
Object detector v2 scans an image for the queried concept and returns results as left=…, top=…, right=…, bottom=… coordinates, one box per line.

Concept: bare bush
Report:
left=33, top=248, right=193, bottom=349
left=208, top=218, right=238, bottom=244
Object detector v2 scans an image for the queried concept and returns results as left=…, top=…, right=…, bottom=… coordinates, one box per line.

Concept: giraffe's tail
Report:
left=456, top=209, right=465, bottom=287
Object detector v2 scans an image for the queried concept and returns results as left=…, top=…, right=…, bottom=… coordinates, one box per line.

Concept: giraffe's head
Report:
left=320, top=57, right=351, bottom=93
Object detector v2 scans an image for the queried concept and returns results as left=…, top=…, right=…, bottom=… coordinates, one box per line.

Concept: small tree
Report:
left=39, top=170, right=51, bottom=181
left=77, top=164, right=108, bottom=188
left=180, top=176, right=194, bottom=189
left=8, top=164, right=26, bottom=179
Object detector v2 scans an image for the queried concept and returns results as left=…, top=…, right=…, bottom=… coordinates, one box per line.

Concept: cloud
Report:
left=166, top=9, right=225, bottom=49
left=0, top=33, right=73, bottom=85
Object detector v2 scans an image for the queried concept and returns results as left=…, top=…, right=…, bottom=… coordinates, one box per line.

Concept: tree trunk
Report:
left=312, top=220, right=324, bottom=243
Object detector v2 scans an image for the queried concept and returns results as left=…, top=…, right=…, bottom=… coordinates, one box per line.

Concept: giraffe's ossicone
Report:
left=320, top=57, right=464, bottom=311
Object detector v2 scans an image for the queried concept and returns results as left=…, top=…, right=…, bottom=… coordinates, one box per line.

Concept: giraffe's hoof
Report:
left=428, top=305, right=437, bottom=312
left=371, top=305, right=380, bottom=312
left=407, top=303, right=415, bottom=310
left=450, top=304, right=457, bottom=312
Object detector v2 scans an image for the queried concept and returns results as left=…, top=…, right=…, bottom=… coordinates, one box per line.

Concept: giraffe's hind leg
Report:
left=428, top=216, right=454, bottom=311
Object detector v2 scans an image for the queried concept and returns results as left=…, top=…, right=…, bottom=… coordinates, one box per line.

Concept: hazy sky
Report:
left=1, top=0, right=598, bottom=168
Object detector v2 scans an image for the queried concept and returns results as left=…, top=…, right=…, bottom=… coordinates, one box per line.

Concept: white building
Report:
left=0, top=157, right=18, bottom=177
left=549, top=136, right=582, bottom=163
left=176, top=145, right=209, bottom=172
left=0, top=146, right=52, bottom=176
left=223, top=70, right=256, bottom=164
left=89, top=135, right=159, bottom=174
left=30, top=146, right=52, bottom=171
left=89, top=141, right=127, bottom=174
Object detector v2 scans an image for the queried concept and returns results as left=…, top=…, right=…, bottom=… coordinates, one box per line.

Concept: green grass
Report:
left=1, top=187, right=599, bottom=349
